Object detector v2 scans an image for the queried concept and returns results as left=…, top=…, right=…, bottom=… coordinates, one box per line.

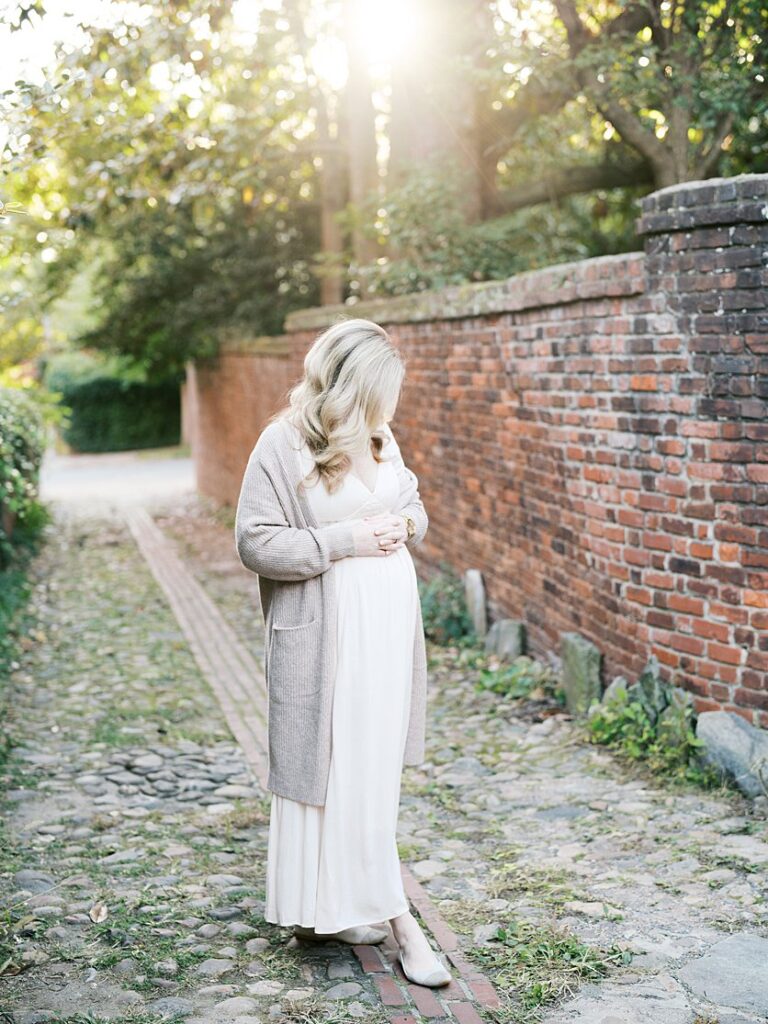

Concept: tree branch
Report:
left=487, top=153, right=653, bottom=215
left=554, top=0, right=592, bottom=52
left=486, top=1, right=654, bottom=159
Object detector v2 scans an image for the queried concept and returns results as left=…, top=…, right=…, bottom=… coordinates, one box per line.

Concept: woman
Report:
left=234, top=318, right=451, bottom=988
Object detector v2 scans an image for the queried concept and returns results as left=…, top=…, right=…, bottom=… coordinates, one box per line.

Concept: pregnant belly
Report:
left=333, top=543, right=417, bottom=592
left=333, top=545, right=418, bottom=648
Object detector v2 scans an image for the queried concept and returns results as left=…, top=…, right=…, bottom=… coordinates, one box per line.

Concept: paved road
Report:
left=39, top=443, right=195, bottom=514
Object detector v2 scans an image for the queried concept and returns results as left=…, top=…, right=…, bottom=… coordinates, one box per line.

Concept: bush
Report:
left=0, top=387, right=50, bottom=768
left=0, top=387, right=47, bottom=566
left=0, top=500, right=50, bottom=690
left=43, top=351, right=182, bottom=453
left=586, top=658, right=722, bottom=787
left=418, top=561, right=476, bottom=646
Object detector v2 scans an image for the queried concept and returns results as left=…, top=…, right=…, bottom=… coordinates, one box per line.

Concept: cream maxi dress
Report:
left=264, top=428, right=418, bottom=932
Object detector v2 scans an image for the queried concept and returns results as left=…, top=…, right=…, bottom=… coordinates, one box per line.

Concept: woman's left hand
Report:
left=362, top=512, right=407, bottom=553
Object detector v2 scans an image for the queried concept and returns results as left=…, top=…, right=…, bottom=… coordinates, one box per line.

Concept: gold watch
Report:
left=403, top=514, right=416, bottom=540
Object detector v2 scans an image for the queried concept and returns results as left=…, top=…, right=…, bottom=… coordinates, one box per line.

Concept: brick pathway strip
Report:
left=130, top=505, right=503, bottom=1019
left=125, top=506, right=269, bottom=791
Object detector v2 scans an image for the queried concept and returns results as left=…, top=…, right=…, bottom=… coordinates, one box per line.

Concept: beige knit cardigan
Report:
left=234, top=414, right=429, bottom=806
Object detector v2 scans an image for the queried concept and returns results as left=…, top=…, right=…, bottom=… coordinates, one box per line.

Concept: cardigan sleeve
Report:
left=380, top=422, right=429, bottom=546
left=235, top=447, right=357, bottom=582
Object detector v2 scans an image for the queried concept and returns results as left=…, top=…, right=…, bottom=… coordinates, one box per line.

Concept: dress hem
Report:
left=264, top=899, right=410, bottom=934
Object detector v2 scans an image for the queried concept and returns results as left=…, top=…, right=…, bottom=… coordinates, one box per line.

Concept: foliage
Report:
left=42, top=349, right=139, bottom=390
left=467, top=917, right=630, bottom=1015
left=0, top=367, right=69, bottom=431
left=477, top=655, right=563, bottom=704
left=0, top=384, right=50, bottom=757
left=333, top=159, right=645, bottom=298
left=418, top=560, right=476, bottom=646
left=0, top=508, right=48, bottom=670
left=494, top=0, right=767, bottom=188
left=44, top=357, right=182, bottom=453
left=0, top=387, right=47, bottom=566
left=71, top=201, right=321, bottom=376
left=586, top=659, right=723, bottom=787
left=1, top=0, right=325, bottom=375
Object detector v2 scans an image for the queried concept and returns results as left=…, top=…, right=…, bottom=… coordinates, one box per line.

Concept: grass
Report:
left=476, top=656, right=563, bottom=705
left=486, top=859, right=587, bottom=914
left=269, top=998, right=391, bottom=1024
left=87, top=897, right=213, bottom=986
left=466, top=917, right=630, bottom=1023
left=401, top=777, right=463, bottom=813
left=438, top=895, right=491, bottom=933
left=2, top=506, right=380, bottom=1016
left=396, top=841, right=424, bottom=861
left=8, top=1015, right=185, bottom=1024
left=135, top=443, right=191, bottom=461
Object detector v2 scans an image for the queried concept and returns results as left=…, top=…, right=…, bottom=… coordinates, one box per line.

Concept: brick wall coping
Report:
left=283, top=250, right=646, bottom=334
left=218, top=328, right=293, bottom=356
left=220, top=172, right=768, bottom=347
left=636, top=172, right=768, bottom=235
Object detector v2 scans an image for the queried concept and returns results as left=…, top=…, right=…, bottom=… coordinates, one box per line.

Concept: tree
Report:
left=1, top=1, right=330, bottom=373
left=486, top=0, right=766, bottom=196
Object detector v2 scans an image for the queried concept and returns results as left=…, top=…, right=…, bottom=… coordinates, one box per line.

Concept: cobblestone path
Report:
left=2, top=494, right=767, bottom=1024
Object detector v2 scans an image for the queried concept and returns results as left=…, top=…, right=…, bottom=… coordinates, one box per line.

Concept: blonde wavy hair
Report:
left=272, top=317, right=405, bottom=496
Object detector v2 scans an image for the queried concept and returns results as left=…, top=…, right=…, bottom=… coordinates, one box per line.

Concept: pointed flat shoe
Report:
left=397, top=949, right=452, bottom=987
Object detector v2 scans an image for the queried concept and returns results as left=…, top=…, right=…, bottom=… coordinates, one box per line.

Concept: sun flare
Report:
left=347, top=0, right=425, bottom=67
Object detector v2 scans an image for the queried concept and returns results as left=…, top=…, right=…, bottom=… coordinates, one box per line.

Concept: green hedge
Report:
left=56, top=376, right=181, bottom=453
left=0, top=388, right=47, bottom=565
left=0, top=388, right=49, bottom=744
left=42, top=351, right=182, bottom=453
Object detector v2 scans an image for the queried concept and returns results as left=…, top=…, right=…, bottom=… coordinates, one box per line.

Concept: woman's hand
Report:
left=351, top=513, right=408, bottom=556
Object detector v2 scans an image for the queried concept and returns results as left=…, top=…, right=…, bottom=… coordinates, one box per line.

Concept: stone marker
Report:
left=484, top=619, right=525, bottom=661
left=464, top=569, right=487, bottom=637
left=696, top=711, right=768, bottom=799
left=560, top=632, right=602, bottom=715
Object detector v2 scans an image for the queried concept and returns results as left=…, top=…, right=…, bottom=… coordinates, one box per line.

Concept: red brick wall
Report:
left=185, top=347, right=297, bottom=506
left=183, top=174, right=768, bottom=726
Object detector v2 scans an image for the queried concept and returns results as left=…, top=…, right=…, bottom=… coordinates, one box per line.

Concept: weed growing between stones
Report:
left=476, top=655, right=565, bottom=707
left=486, top=856, right=586, bottom=915
left=268, top=995, right=391, bottom=1023
left=11, top=1015, right=182, bottom=1024
left=466, top=917, right=630, bottom=1023
left=418, top=561, right=477, bottom=646
left=396, top=841, right=422, bottom=861
left=583, top=660, right=727, bottom=791
left=437, top=894, right=489, bottom=932
left=87, top=898, right=213, bottom=983
left=403, top=778, right=463, bottom=814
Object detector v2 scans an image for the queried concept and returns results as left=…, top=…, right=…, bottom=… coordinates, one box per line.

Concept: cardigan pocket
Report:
left=267, top=617, right=322, bottom=701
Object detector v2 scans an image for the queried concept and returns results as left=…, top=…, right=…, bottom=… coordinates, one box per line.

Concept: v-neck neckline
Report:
left=348, top=460, right=381, bottom=495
